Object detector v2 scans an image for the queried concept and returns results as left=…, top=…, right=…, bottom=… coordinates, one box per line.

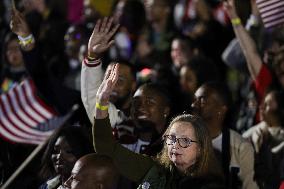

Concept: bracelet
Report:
left=231, top=18, right=241, bottom=26
left=18, top=34, right=33, bottom=41
left=87, top=55, right=96, bottom=61
left=96, top=102, right=108, bottom=111
left=18, top=34, right=35, bottom=46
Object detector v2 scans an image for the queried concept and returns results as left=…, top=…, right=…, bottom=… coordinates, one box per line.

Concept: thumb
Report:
left=108, top=40, right=115, bottom=47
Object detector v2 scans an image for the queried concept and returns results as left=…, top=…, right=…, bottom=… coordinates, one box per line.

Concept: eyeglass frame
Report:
left=163, top=135, right=198, bottom=148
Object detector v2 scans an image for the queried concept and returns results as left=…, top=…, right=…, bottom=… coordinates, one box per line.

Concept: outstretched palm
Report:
left=88, top=17, right=120, bottom=58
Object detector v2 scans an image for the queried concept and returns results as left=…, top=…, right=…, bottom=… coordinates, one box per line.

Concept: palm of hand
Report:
left=88, top=33, right=111, bottom=55
left=87, top=18, right=119, bottom=57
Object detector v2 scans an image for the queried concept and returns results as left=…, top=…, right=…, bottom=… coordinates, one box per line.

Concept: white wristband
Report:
left=18, top=34, right=33, bottom=42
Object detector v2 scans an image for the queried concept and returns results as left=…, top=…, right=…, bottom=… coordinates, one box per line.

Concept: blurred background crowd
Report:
left=0, top=0, right=284, bottom=188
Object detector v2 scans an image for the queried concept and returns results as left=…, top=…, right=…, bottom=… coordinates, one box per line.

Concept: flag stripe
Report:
left=262, top=11, right=284, bottom=22
left=0, top=104, right=43, bottom=142
left=261, top=5, right=284, bottom=18
left=256, top=0, right=284, bottom=29
left=264, top=18, right=284, bottom=28
left=28, top=79, right=57, bottom=115
left=14, top=86, right=39, bottom=126
left=0, top=125, right=40, bottom=144
left=8, top=89, right=37, bottom=126
left=4, top=93, right=51, bottom=136
left=257, top=0, right=283, bottom=9
left=17, top=82, right=45, bottom=123
left=0, top=78, right=62, bottom=145
left=24, top=80, right=54, bottom=119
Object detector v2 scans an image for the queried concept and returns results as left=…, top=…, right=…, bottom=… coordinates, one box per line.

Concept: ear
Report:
left=163, top=106, right=170, bottom=118
left=221, top=105, right=228, bottom=115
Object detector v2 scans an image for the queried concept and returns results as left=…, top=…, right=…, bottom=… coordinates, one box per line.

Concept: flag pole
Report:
left=1, top=139, right=48, bottom=189
left=1, top=104, right=79, bottom=189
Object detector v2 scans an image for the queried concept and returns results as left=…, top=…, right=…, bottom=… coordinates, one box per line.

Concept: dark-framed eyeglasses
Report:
left=164, top=135, right=197, bottom=148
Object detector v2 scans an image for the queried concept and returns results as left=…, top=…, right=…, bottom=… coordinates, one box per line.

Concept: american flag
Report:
left=0, top=78, right=65, bottom=145
left=256, top=0, right=284, bottom=28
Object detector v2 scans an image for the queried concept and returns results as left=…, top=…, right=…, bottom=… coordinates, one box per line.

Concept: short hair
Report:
left=139, top=82, right=171, bottom=108
left=202, top=81, right=232, bottom=108
left=157, top=114, right=214, bottom=177
left=184, top=55, right=219, bottom=87
left=109, top=59, right=137, bottom=80
left=39, top=124, right=93, bottom=180
left=173, top=35, right=196, bottom=52
left=78, top=153, right=119, bottom=188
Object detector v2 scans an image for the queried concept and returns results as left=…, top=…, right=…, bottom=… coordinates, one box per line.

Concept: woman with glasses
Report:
left=93, top=62, right=224, bottom=189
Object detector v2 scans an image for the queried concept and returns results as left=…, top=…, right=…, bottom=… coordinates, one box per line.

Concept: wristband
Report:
left=87, top=55, right=96, bottom=61
left=96, top=102, right=108, bottom=111
left=18, top=34, right=33, bottom=41
left=231, top=18, right=241, bottom=26
left=18, top=34, right=35, bottom=46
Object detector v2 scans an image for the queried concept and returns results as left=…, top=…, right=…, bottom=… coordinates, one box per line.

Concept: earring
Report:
left=164, top=114, right=167, bottom=118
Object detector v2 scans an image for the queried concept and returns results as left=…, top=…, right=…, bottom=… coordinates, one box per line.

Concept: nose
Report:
left=191, top=99, right=198, bottom=109
left=172, top=139, right=180, bottom=149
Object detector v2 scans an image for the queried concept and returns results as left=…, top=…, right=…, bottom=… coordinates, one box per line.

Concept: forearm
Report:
left=93, top=117, right=154, bottom=182
left=81, top=60, right=104, bottom=124
left=232, top=21, right=262, bottom=80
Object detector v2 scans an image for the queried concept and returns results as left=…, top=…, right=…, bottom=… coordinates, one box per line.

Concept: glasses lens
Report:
left=165, top=135, right=174, bottom=145
left=178, top=138, right=190, bottom=148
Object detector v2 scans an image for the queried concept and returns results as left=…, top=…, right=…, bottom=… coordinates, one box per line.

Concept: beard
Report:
left=110, top=91, right=132, bottom=109
left=134, top=119, right=156, bottom=133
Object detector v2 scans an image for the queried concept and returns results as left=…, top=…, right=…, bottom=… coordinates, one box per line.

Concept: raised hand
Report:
left=88, top=17, right=120, bottom=59
left=96, top=63, right=119, bottom=105
left=223, top=0, right=238, bottom=19
left=95, top=63, right=119, bottom=118
left=10, top=4, right=30, bottom=37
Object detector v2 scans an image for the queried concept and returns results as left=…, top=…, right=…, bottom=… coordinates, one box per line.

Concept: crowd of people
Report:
left=0, top=0, right=284, bottom=188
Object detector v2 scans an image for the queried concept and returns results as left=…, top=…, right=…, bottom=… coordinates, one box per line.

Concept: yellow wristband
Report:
left=96, top=102, right=108, bottom=111
left=87, top=55, right=96, bottom=61
left=231, top=18, right=241, bottom=26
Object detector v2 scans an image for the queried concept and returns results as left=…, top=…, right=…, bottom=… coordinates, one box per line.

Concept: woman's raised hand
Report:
left=96, top=63, right=119, bottom=105
left=10, top=4, right=30, bottom=37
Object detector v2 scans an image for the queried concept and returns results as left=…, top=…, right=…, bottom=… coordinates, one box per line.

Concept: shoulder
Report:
left=229, top=129, right=253, bottom=152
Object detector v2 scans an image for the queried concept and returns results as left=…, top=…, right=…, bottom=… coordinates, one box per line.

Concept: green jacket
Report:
left=93, top=117, right=224, bottom=189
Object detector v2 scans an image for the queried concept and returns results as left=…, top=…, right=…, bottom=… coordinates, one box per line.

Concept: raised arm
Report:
left=81, top=18, right=124, bottom=126
left=224, top=0, right=262, bottom=80
left=93, top=63, right=154, bottom=182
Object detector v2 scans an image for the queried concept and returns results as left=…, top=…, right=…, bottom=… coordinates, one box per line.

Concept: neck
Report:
left=138, top=132, right=153, bottom=142
left=121, top=97, right=132, bottom=111
left=152, top=18, right=167, bottom=33
left=205, top=119, right=223, bottom=139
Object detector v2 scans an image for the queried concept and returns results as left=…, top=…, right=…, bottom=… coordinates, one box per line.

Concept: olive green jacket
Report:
left=93, top=117, right=224, bottom=189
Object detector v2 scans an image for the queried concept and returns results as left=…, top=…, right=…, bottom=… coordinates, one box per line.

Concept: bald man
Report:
left=64, top=153, right=119, bottom=189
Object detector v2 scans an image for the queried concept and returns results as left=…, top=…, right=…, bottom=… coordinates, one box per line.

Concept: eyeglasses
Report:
left=164, top=135, right=197, bottom=148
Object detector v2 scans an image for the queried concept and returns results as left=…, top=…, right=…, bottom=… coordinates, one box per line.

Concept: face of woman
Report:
left=171, top=40, right=191, bottom=69
left=51, top=136, right=77, bottom=178
left=6, top=39, right=24, bottom=67
left=179, top=66, right=198, bottom=95
left=167, top=121, right=200, bottom=172
left=260, top=92, right=278, bottom=123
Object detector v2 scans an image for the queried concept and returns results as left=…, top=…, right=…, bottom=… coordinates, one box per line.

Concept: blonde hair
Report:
left=156, top=114, right=216, bottom=177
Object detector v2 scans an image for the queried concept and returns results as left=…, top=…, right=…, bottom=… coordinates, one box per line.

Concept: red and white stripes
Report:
left=0, top=79, right=57, bottom=145
left=256, top=0, right=284, bottom=28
